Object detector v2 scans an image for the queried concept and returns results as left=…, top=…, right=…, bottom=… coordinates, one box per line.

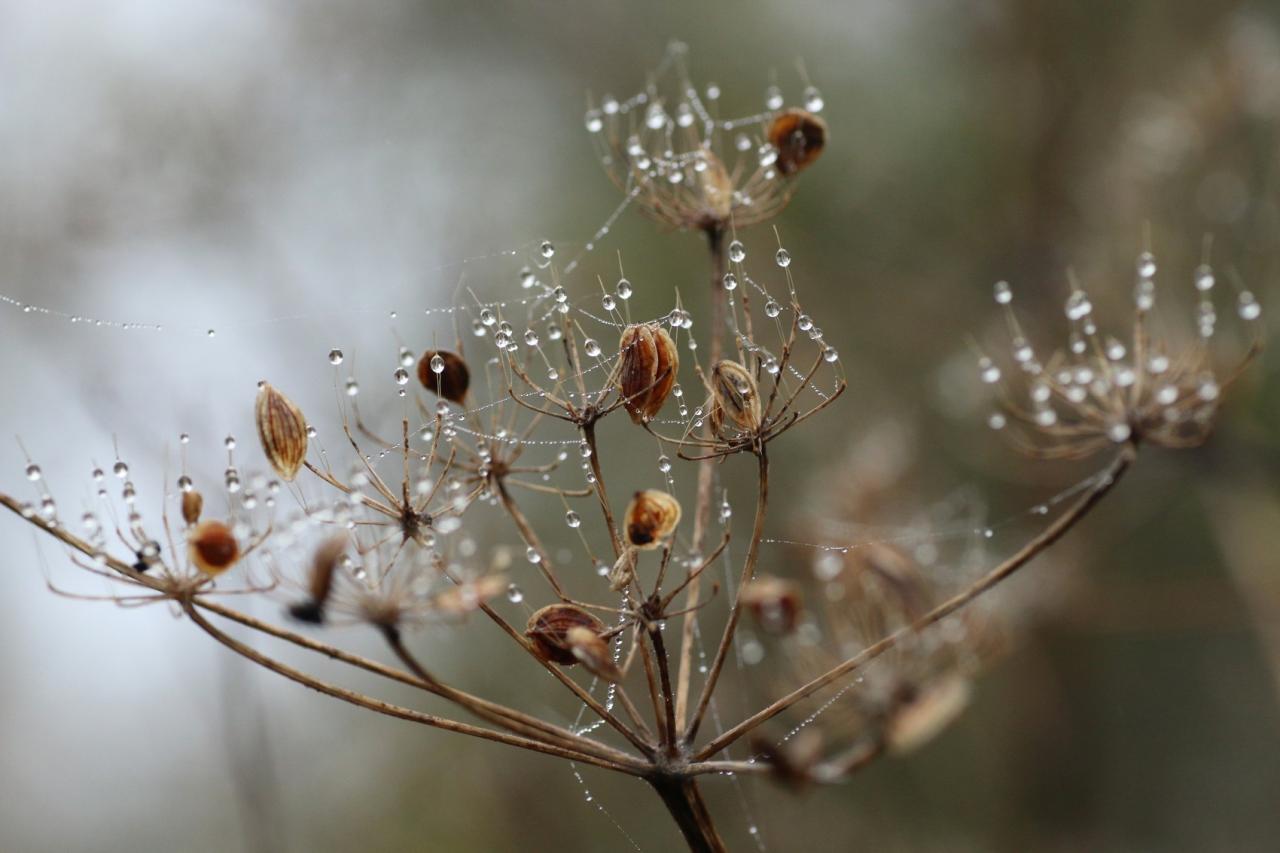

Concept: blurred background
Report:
left=2, top=1, right=1279, bottom=850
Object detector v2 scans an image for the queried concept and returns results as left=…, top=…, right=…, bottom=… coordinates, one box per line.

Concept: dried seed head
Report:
left=749, top=728, right=824, bottom=789
left=884, top=677, right=971, bottom=755
left=188, top=519, right=240, bottom=576
left=417, top=349, right=470, bottom=405
left=768, top=108, right=827, bottom=176
left=255, top=382, right=308, bottom=481
left=710, top=359, right=762, bottom=434
left=741, top=575, right=803, bottom=635
left=288, top=533, right=347, bottom=624
left=526, top=604, right=607, bottom=666
left=566, top=625, right=623, bottom=683
left=624, top=489, right=682, bottom=549
left=616, top=323, right=679, bottom=423
left=608, top=548, right=637, bottom=592
left=181, top=488, right=203, bottom=526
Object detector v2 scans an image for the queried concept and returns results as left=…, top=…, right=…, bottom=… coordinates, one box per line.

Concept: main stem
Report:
left=649, top=776, right=728, bottom=853
left=674, top=225, right=727, bottom=730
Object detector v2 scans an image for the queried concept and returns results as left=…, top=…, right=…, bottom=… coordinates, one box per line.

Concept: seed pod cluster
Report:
left=709, top=360, right=762, bottom=437
left=526, top=604, right=607, bottom=667
left=417, top=349, right=470, bottom=405
left=255, top=382, right=308, bottom=481
left=616, top=323, right=679, bottom=424
left=624, top=489, right=682, bottom=550
left=189, top=520, right=240, bottom=576
left=768, top=108, right=827, bottom=176
left=741, top=575, right=803, bottom=635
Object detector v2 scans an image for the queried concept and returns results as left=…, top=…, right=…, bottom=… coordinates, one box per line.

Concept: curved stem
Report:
left=696, top=443, right=1137, bottom=760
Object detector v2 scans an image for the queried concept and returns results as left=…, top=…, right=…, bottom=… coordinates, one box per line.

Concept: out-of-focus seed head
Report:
left=695, top=150, right=734, bottom=225
left=255, top=382, right=308, bottom=481
left=288, top=533, right=347, bottom=624
left=741, top=575, right=803, bottom=635
left=768, top=108, right=827, bottom=176
left=749, top=729, right=825, bottom=789
left=181, top=488, right=203, bottom=526
left=884, top=677, right=971, bottom=755
left=566, top=625, right=623, bottom=683
left=417, top=349, right=470, bottom=405
left=526, top=604, right=607, bottom=666
left=188, top=519, right=240, bottom=576
left=710, top=360, right=762, bottom=435
left=616, top=323, right=679, bottom=424
left=624, top=489, right=682, bottom=549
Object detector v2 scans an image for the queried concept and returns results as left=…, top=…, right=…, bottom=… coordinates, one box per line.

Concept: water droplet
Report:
left=728, top=240, right=746, bottom=263
left=1239, top=291, right=1262, bottom=321
left=584, top=339, right=601, bottom=358
left=775, top=248, right=791, bottom=268
left=394, top=368, right=410, bottom=385
left=578, top=439, right=592, bottom=458
left=1065, top=290, right=1093, bottom=321
left=993, top=281, right=1012, bottom=305
left=113, top=461, right=129, bottom=479
left=584, top=109, right=603, bottom=133
left=345, top=378, right=360, bottom=397
left=565, top=510, right=581, bottom=529
left=657, top=455, right=671, bottom=473
left=803, top=85, right=824, bottom=112
left=506, top=583, right=525, bottom=604
left=1136, top=251, right=1157, bottom=279
left=823, top=347, right=839, bottom=363
left=540, top=240, right=555, bottom=259
left=602, top=294, right=617, bottom=312
left=764, top=299, right=782, bottom=318
left=524, top=329, right=540, bottom=347
left=797, top=314, right=813, bottom=331
left=206, top=329, right=216, bottom=338
left=722, top=272, right=738, bottom=292
left=177, top=475, right=193, bottom=492
left=978, top=357, right=1001, bottom=384
left=616, top=278, right=632, bottom=300
left=1194, top=264, right=1215, bottom=292
left=328, top=349, right=344, bottom=365
left=764, top=84, right=784, bottom=110
left=24, top=464, right=41, bottom=482
left=526, top=546, right=541, bottom=564
left=1107, top=422, right=1132, bottom=443
left=987, top=411, right=1007, bottom=430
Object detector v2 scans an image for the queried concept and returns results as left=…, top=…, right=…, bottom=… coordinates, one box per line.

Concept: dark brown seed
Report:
left=710, top=360, right=762, bottom=434
left=768, top=108, right=827, bottom=176
left=189, top=520, right=240, bottom=576
left=617, top=324, right=658, bottom=423
left=417, top=350, right=470, bottom=405
left=526, top=604, right=606, bottom=666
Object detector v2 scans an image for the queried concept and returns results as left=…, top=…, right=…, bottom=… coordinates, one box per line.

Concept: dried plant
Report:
left=0, top=44, right=1266, bottom=852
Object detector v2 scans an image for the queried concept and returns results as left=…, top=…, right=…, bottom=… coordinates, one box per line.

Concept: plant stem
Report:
left=686, top=445, right=769, bottom=744
left=648, top=775, right=728, bottom=853
left=695, top=443, right=1137, bottom=761
left=674, top=225, right=728, bottom=731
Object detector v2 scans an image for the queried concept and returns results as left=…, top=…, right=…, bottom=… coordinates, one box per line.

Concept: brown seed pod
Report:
left=741, top=575, right=803, bottom=635
left=181, top=488, right=203, bottom=526
left=417, top=349, right=470, bottom=405
left=255, top=382, right=308, bottom=481
left=566, top=626, right=623, bottom=683
left=526, top=604, right=606, bottom=666
left=189, top=520, right=240, bottom=576
left=710, top=360, right=762, bottom=434
left=616, top=323, right=679, bottom=424
left=288, top=533, right=347, bottom=623
left=768, top=108, right=827, bottom=176
left=432, top=575, right=508, bottom=616
left=884, top=677, right=971, bottom=755
left=624, top=489, right=682, bottom=550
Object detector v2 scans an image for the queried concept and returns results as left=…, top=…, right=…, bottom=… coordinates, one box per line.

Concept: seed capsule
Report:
left=526, top=604, right=607, bottom=666
left=288, top=534, right=347, bottom=623
left=624, top=489, right=682, bottom=550
left=188, top=520, right=240, bottom=576
left=696, top=150, right=734, bottom=224
left=417, top=349, right=470, bottom=405
left=255, top=382, right=308, bottom=481
left=710, top=360, right=762, bottom=435
left=884, top=678, right=971, bottom=754
left=741, top=575, right=803, bottom=635
left=768, top=108, right=827, bottom=176
left=566, top=626, right=623, bottom=683
left=616, top=324, right=679, bottom=424
left=181, top=488, right=204, bottom=526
